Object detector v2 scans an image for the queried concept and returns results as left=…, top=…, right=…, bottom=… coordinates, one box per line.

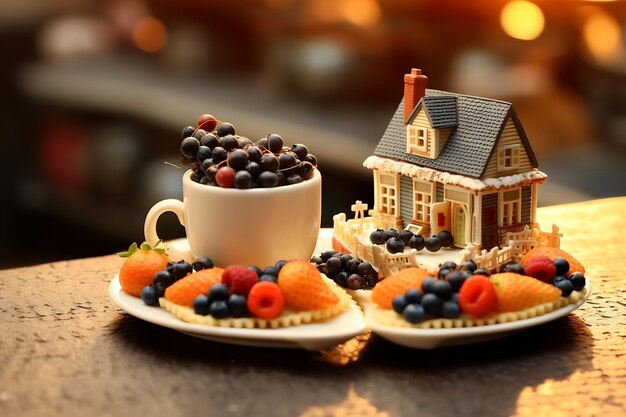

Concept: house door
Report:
left=453, top=205, right=466, bottom=247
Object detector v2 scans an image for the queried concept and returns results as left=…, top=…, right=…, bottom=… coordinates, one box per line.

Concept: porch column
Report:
left=531, top=182, right=538, bottom=223
left=473, top=192, right=482, bottom=245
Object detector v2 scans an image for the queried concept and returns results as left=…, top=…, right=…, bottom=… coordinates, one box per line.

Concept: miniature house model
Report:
left=364, top=69, right=548, bottom=250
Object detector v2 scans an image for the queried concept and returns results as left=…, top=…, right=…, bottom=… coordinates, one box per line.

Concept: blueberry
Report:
left=228, top=149, right=249, bottom=170
left=437, top=230, right=454, bottom=248
left=432, top=280, right=452, bottom=300
left=208, top=283, right=229, bottom=302
left=304, top=153, right=317, bottom=166
left=259, top=154, right=279, bottom=172
left=234, top=170, right=253, bottom=189
left=249, top=266, right=263, bottom=277
left=422, top=277, right=437, bottom=294
left=212, top=146, right=228, bottom=163
left=154, top=270, right=175, bottom=287
left=383, top=228, right=399, bottom=241
left=555, top=279, right=574, bottom=297
left=262, top=266, right=279, bottom=277
left=442, top=301, right=461, bottom=318
left=227, top=294, right=247, bottom=317
left=196, top=145, right=213, bottom=163
left=357, top=261, right=376, bottom=277
left=425, top=236, right=442, bottom=252
left=291, top=144, right=308, bottom=160
left=246, top=145, right=263, bottom=162
left=421, top=293, right=444, bottom=316
left=286, top=174, right=303, bottom=185
left=172, top=262, right=192, bottom=279
left=193, top=129, right=207, bottom=140
left=440, top=261, right=457, bottom=271
left=403, top=304, right=426, bottom=324
left=275, top=260, right=288, bottom=271
left=462, top=260, right=478, bottom=273
left=238, top=138, right=253, bottom=147
left=404, top=289, right=422, bottom=304
left=275, top=171, right=286, bottom=186
left=316, top=263, right=327, bottom=275
left=202, top=133, right=220, bottom=149
left=181, top=126, right=195, bottom=139
left=392, top=295, right=408, bottom=314
left=446, top=271, right=467, bottom=292
left=502, top=262, right=525, bottom=275
left=450, top=293, right=460, bottom=304
left=190, top=169, right=204, bottom=183
left=154, top=282, right=166, bottom=298
left=141, top=285, right=159, bottom=306
left=259, top=274, right=277, bottom=283
left=438, top=268, right=452, bottom=279
left=192, top=257, right=214, bottom=271
left=554, top=258, right=570, bottom=276
left=258, top=171, right=279, bottom=187
left=267, top=133, right=283, bottom=153
left=200, top=158, right=214, bottom=174
left=339, top=254, right=353, bottom=266
left=325, top=257, right=342, bottom=277
left=398, top=229, right=414, bottom=245
left=193, top=294, right=210, bottom=315
left=245, top=161, right=261, bottom=178
left=334, top=271, right=348, bottom=287
left=209, top=300, right=230, bottom=319
left=473, top=268, right=490, bottom=277
left=386, top=237, right=405, bottom=254
left=321, top=250, right=339, bottom=262
left=180, top=137, right=200, bottom=158
left=408, top=234, right=425, bottom=250
left=346, top=274, right=364, bottom=290
left=370, top=229, right=386, bottom=245
left=568, top=272, right=585, bottom=291
left=278, top=152, right=298, bottom=170
left=216, top=122, right=235, bottom=136
left=310, top=256, right=324, bottom=265
left=345, top=258, right=361, bottom=274
left=221, top=135, right=239, bottom=151
left=552, top=275, right=567, bottom=286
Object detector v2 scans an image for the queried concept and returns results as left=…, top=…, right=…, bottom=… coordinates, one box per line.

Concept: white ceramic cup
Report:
left=144, top=169, right=322, bottom=268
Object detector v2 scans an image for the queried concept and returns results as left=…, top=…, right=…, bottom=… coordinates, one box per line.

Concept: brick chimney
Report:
left=404, top=68, right=428, bottom=122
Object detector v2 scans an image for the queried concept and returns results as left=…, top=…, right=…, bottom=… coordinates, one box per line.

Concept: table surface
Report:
left=1, top=197, right=625, bottom=417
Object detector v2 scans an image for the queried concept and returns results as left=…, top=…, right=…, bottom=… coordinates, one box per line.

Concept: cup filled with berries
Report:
left=144, top=114, right=322, bottom=268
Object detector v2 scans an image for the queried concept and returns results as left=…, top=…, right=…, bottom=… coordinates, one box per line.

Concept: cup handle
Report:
left=144, top=199, right=185, bottom=247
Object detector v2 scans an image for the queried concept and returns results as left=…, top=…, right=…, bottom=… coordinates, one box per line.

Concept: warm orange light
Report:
left=500, top=1, right=545, bottom=41
left=263, top=0, right=295, bottom=9
left=340, top=0, right=382, bottom=28
left=132, top=17, right=167, bottom=53
left=583, top=10, right=622, bottom=64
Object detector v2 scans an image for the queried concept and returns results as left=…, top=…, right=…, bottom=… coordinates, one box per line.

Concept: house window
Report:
left=378, top=173, right=398, bottom=216
left=497, top=145, right=520, bottom=171
left=501, top=189, right=521, bottom=226
left=406, top=126, right=429, bottom=154
left=413, top=181, right=433, bottom=222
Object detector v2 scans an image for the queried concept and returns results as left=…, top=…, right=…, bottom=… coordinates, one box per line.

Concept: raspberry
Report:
left=490, top=272, right=561, bottom=312
left=164, top=268, right=224, bottom=307
left=458, top=275, right=497, bottom=318
left=222, top=265, right=259, bottom=296
left=521, top=247, right=585, bottom=276
left=371, top=267, right=430, bottom=309
left=522, top=255, right=556, bottom=283
left=247, top=281, right=285, bottom=319
left=277, top=260, right=338, bottom=310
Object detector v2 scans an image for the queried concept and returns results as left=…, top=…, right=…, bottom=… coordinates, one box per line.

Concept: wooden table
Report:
left=2, top=197, right=625, bottom=417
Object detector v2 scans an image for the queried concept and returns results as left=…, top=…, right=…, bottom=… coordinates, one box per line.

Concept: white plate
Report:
left=109, top=275, right=366, bottom=351
left=363, top=280, right=591, bottom=349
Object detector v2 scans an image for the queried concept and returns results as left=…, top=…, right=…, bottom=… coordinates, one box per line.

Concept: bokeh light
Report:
left=582, top=9, right=623, bottom=65
left=500, top=1, right=545, bottom=41
left=132, top=16, right=167, bottom=53
left=340, top=0, right=382, bottom=29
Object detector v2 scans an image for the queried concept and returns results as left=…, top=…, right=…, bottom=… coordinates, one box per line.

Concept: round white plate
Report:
left=109, top=275, right=366, bottom=351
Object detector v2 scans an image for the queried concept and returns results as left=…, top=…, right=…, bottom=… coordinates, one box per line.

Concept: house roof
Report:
left=408, top=95, right=457, bottom=128
left=373, top=89, right=539, bottom=178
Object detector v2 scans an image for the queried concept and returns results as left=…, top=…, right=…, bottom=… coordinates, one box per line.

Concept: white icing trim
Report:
left=363, top=155, right=547, bottom=192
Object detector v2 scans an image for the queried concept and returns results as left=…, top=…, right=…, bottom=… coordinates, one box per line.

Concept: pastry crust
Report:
left=159, top=277, right=355, bottom=328
left=370, top=287, right=587, bottom=329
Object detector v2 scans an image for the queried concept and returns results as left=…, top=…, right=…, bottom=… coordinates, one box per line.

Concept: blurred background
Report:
left=1, top=0, right=625, bottom=268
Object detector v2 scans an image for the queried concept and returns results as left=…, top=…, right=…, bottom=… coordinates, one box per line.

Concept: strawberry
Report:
left=277, top=260, right=338, bottom=310
left=164, top=267, right=224, bottom=307
left=458, top=275, right=497, bottom=317
left=371, top=267, right=430, bottom=309
left=118, top=242, right=169, bottom=297
left=522, top=255, right=557, bottom=283
left=247, top=281, right=285, bottom=319
left=221, top=265, right=259, bottom=296
left=521, top=247, right=585, bottom=276
left=490, top=272, right=561, bottom=312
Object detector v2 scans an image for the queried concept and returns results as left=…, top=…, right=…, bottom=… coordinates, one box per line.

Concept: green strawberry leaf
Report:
left=117, top=242, right=139, bottom=258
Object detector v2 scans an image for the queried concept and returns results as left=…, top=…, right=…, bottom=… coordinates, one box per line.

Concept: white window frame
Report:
left=497, top=144, right=521, bottom=171
left=377, top=172, right=398, bottom=216
left=499, top=188, right=521, bottom=226
left=406, top=126, right=429, bottom=154
left=413, top=180, right=434, bottom=223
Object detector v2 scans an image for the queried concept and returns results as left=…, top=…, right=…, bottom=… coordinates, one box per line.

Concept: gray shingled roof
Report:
left=373, top=89, right=538, bottom=178
left=408, top=95, right=458, bottom=128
